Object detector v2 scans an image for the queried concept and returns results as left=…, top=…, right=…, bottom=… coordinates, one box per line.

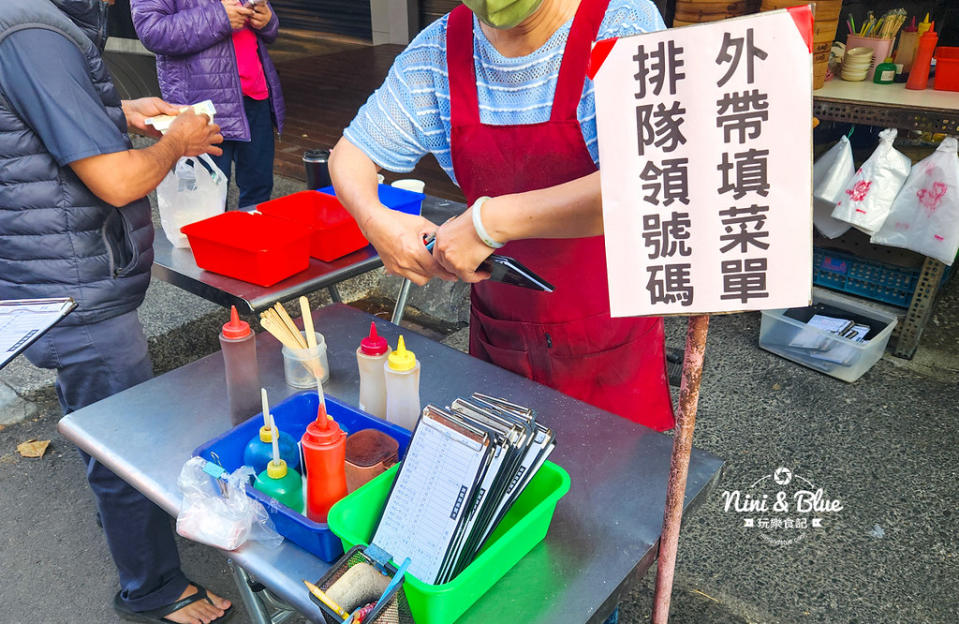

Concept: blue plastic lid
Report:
left=318, top=184, right=423, bottom=216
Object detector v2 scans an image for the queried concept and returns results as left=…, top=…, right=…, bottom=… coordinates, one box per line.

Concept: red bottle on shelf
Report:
left=300, top=400, right=348, bottom=523
left=906, top=24, right=938, bottom=90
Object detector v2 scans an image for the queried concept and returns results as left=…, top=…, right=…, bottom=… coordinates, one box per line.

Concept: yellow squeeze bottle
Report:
left=384, top=336, right=421, bottom=431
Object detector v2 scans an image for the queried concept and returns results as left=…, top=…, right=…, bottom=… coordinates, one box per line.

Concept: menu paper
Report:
left=372, top=411, right=489, bottom=583
left=0, top=298, right=76, bottom=369
left=594, top=10, right=813, bottom=316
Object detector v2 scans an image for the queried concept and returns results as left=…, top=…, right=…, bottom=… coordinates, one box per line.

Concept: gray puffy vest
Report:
left=0, top=0, right=153, bottom=326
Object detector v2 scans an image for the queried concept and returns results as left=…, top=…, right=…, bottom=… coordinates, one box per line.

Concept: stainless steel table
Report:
left=59, top=304, right=724, bottom=624
left=152, top=196, right=464, bottom=313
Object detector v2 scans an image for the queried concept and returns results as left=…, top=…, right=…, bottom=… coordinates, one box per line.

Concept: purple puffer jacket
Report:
left=131, top=0, right=285, bottom=140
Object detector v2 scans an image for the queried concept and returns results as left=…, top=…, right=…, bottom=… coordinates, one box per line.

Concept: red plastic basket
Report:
left=258, top=191, right=369, bottom=262
left=934, top=47, right=959, bottom=92
left=182, top=211, right=311, bottom=286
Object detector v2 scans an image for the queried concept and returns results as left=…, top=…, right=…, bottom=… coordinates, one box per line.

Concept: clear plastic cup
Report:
left=282, top=331, right=330, bottom=388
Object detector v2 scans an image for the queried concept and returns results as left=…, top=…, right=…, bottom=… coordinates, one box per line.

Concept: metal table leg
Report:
left=893, top=257, right=947, bottom=359
left=327, top=285, right=342, bottom=303
left=391, top=279, right=413, bottom=325
left=228, top=559, right=300, bottom=624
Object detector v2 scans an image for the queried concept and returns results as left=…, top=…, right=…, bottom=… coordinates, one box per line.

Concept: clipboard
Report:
left=369, top=395, right=555, bottom=585
left=371, top=406, right=492, bottom=584
left=0, top=298, right=76, bottom=370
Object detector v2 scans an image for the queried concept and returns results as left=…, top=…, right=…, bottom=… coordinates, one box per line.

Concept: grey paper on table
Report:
left=0, top=298, right=76, bottom=369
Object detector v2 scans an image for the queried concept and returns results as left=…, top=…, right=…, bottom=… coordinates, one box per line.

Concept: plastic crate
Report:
left=318, top=184, right=424, bottom=216
left=328, top=460, right=570, bottom=624
left=181, top=211, right=310, bottom=286
left=257, top=191, right=369, bottom=262
left=934, top=47, right=959, bottom=92
left=812, top=246, right=921, bottom=308
left=759, top=290, right=898, bottom=382
left=193, top=392, right=411, bottom=562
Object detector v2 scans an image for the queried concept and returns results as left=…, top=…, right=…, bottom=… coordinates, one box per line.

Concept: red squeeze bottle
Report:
left=906, top=25, right=938, bottom=90
left=300, top=404, right=348, bottom=523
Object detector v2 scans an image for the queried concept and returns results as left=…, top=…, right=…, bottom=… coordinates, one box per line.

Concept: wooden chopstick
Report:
left=260, top=315, right=304, bottom=350
left=299, top=296, right=317, bottom=349
left=274, top=303, right=308, bottom=349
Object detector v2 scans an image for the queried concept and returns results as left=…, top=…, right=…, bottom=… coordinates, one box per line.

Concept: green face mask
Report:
left=462, top=0, right=547, bottom=29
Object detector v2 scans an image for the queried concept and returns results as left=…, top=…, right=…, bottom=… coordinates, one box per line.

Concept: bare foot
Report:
left=163, top=585, right=232, bottom=624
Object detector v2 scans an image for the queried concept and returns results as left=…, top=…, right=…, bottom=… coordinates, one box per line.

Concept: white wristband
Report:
left=470, top=196, right=504, bottom=249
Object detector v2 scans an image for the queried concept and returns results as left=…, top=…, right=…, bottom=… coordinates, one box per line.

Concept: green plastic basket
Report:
left=327, top=460, right=570, bottom=624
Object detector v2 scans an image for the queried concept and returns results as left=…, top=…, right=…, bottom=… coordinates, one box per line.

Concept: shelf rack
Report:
left=812, top=80, right=959, bottom=358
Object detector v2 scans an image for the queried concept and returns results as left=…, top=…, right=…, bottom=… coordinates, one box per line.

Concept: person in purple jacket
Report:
left=132, top=0, right=287, bottom=207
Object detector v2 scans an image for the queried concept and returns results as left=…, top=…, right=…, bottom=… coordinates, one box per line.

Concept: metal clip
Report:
left=364, top=544, right=394, bottom=575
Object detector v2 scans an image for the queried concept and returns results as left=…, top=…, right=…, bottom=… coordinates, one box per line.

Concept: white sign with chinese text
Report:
left=595, top=10, right=813, bottom=317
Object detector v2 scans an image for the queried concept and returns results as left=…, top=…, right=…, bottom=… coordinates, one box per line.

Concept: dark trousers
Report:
left=210, top=96, right=276, bottom=207
left=25, top=311, right=188, bottom=612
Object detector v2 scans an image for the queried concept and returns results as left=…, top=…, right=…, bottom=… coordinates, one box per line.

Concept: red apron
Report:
left=447, top=0, right=675, bottom=430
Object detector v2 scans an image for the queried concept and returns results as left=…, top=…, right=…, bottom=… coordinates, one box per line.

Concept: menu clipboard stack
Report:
left=370, top=394, right=555, bottom=585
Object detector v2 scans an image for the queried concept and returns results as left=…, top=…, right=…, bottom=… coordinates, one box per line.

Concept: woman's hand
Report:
left=362, top=207, right=457, bottom=286
left=121, top=97, right=182, bottom=138
left=433, top=204, right=496, bottom=283
left=221, top=0, right=254, bottom=30
left=249, top=2, right=273, bottom=30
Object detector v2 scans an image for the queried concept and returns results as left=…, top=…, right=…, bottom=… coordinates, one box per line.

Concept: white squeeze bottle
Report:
left=384, top=335, right=421, bottom=430
left=356, top=321, right=390, bottom=418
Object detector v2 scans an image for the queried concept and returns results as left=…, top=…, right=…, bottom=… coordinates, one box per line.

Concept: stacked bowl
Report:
left=841, top=47, right=874, bottom=81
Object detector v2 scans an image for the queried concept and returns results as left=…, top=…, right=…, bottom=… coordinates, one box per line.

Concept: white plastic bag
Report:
left=831, top=128, right=912, bottom=235
left=157, top=154, right=227, bottom=248
left=176, top=457, right=283, bottom=551
left=812, top=135, right=855, bottom=239
left=870, top=137, right=959, bottom=265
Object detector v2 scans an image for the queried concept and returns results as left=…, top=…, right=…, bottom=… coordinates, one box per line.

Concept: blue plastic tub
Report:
left=193, top=392, right=411, bottom=562
left=318, top=184, right=424, bottom=216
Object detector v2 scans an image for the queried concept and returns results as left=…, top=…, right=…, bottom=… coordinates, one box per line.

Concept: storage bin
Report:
left=181, top=211, right=310, bottom=287
left=318, top=184, right=424, bottom=216
left=759, top=290, right=898, bottom=382
left=257, top=191, right=369, bottom=262
left=812, top=246, right=919, bottom=308
left=934, top=47, right=959, bottom=92
left=193, top=392, right=412, bottom=562
left=328, top=460, right=571, bottom=624
left=310, top=545, right=413, bottom=624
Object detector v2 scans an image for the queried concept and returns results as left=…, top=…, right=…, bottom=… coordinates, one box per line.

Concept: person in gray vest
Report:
left=0, top=1, right=232, bottom=622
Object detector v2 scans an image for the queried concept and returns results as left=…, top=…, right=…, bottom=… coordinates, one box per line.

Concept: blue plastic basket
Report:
left=318, top=184, right=424, bottom=216
left=813, top=247, right=922, bottom=308
left=193, top=392, right=411, bottom=562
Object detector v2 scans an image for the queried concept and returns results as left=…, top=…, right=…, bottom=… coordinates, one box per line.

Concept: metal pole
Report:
left=327, top=284, right=342, bottom=303
left=391, top=278, right=413, bottom=325
left=228, top=559, right=272, bottom=624
left=651, top=313, right=710, bottom=624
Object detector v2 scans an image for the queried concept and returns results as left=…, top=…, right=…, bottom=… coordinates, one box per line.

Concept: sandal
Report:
left=113, top=582, right=235, bottom=624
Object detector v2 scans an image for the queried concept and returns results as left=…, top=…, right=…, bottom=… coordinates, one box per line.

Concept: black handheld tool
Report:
left=423, top=235, right=553, bottom=292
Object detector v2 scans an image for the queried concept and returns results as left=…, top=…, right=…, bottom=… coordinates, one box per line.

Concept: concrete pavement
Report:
left=1, top=170, right=956, bottom=622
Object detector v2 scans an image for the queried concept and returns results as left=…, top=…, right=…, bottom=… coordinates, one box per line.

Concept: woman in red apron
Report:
left=331, top=0, right=674, bottom=431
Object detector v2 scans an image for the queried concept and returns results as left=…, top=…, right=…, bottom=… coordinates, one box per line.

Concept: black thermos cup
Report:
left=303, top=149, right=332, bottom=190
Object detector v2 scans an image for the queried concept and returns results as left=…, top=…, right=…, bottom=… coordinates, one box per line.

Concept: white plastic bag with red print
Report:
left=831, top=128, right=912, bottom=235
left=812, top=135, right=855, bottom=238
left=870, top=137, right=959, bottom=266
